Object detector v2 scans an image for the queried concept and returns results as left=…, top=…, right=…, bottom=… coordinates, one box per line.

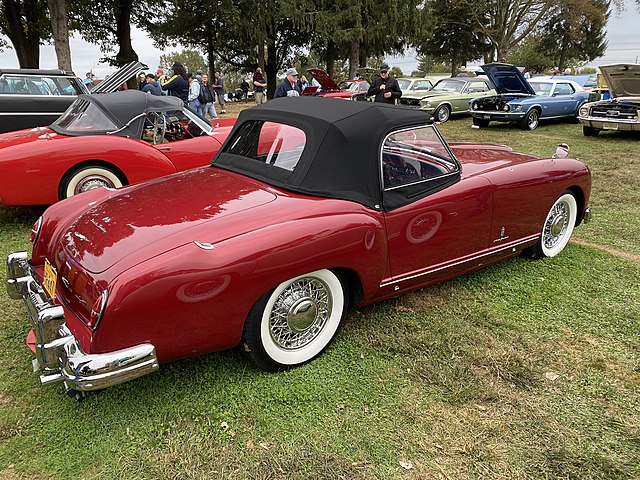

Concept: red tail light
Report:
left=30, top=216, right=43, bottom=244
left=88, top=290, right=108, bottom=329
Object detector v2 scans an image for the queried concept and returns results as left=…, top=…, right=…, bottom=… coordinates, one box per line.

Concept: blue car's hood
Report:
left=481, top=63, right=536, bottom=96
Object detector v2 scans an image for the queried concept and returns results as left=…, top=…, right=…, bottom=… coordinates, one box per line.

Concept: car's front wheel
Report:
left=519, top=109, right=540, bottom=130
left=60, top=164, right=125, bottom=200
left=529, top=191, right=577, bottom=258
left=434, top=104, right=451, bottom=123
left=583, top=125, right=600, bottom=136
left=242, top=269, right=347, bottom=371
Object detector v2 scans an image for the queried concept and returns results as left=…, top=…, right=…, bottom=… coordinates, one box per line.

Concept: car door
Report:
left=381, top=126, right=493, bottom=290
left=552, top=82, right=580, bottom=116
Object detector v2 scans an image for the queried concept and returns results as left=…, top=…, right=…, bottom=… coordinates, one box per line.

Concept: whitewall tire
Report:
left=60, top=165, right=124, bottom=199
left=532, top=192, right=578, bottom=258
left=243, top=269, right=347, bottom=371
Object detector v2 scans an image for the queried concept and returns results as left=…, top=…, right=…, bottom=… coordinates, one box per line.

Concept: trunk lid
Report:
left=60, top=167, right=277, bottom=274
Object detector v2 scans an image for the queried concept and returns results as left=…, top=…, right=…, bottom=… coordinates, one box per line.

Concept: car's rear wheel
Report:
left=529, top=191, right=577, bottom=258
left=519, top=109, right=540, bottom=130
left=242, top=269, right=347, bottom=371
left=434, top=104, right=451, bottom=123
left=583, top=125, right=600, bottom=136
left=59, top=164, right=125, bottom=200
left=472, top=117, right=490, bottom=127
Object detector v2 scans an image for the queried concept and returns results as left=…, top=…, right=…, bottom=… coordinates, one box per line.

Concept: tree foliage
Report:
left=0, top=0, right=50, bottom=67
left=418, top=0, right=488, bottom=75
left=158, top=50, right=207, bottom=74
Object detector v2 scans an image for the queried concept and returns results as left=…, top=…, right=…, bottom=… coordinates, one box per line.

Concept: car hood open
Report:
left=599, top=64, right=640, bottom=98
left=307, top=68, right=341, bottom=91
left=60, top=167, right=277, bottom=274
left=481, top=63, right=535, bottom=96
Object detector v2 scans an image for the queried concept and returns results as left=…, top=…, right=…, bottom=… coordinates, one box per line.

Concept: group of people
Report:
left=136, top=61, right=402, bottom=114
left=137, top=62, right=228, bottom=119
left=268, top=63, right=402, bottom=104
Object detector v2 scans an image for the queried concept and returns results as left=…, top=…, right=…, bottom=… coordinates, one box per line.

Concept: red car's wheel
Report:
left=530, top=191, right=577, bottom=258
left=242, top=269, right=347, bottom=371
left=60, top=165, right=125, bottom=200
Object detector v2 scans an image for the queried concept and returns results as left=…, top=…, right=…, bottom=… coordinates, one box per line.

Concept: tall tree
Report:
left=0, top=0, right=50, bottom=67
left=47, top=0, right=71, bottom=70
left=67, top=0, right=138, bottom=67
left=539, top=0, right=609, bottom=70
left=462, top=0, right=555, bottom=62
left=418, top=0, right=489, bottom=76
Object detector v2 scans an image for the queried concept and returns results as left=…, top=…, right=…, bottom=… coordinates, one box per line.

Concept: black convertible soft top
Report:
left=51, top=90, right=184, bottom=138
left=212, top=97, right=433, bottom=210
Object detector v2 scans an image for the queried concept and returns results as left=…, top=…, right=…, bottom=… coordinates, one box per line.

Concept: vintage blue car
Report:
left=469, top=64, right=591, bottom=130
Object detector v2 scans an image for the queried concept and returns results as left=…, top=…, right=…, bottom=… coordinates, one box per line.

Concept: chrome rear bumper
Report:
left=7, top=252, right=159, bottom=392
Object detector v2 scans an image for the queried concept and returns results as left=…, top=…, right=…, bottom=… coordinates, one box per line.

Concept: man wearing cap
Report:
left=141, top=73, right=163, bottom=96
left=274, top=68, right=302, bottom=98
left=367, top=63, right=402, bottom=104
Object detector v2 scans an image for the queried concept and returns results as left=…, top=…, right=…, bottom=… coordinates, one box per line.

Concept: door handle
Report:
left=157, top=146, right=171, bottom=151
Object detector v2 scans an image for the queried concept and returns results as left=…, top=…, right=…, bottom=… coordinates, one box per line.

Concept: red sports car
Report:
left=7, top=97, right=591, bottom=398
left=0, top=89, right=235, bottom=205
left=307, top=68, right=370, bottom=99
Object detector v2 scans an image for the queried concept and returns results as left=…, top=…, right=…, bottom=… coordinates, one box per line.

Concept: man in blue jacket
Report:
left=274, top=68, right=302, bottom=98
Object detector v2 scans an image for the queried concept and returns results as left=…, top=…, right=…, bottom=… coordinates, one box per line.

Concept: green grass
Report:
left=0, top=117, right=638, bottom=479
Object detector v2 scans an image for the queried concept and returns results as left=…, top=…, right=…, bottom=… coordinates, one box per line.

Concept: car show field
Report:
left=0, top=105, right=638, bottom=479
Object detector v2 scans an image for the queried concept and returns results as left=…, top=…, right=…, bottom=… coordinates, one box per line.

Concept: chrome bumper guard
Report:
left=6, top=252, right=159, bottom=392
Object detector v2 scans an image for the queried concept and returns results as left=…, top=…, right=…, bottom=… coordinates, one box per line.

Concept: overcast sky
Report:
left=1, top=6, right=639, bottom=78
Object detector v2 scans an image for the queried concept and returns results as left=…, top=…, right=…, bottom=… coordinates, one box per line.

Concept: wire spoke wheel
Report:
left=243, top=269, right=346, bottom=371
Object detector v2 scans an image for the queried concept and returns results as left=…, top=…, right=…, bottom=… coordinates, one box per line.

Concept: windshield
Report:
left=431, top=79, right=464, bottom=93
left=397, top=79, right=411, bottom=90
left=529, top=82, right=553, bottom=96
left=382, top=125, right=458, bottom=189
left=53, top=99, right=119, bottom=132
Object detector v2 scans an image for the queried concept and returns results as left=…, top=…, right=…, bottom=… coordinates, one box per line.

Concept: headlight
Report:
left=503, top=104, right=510, bottom=112
left=580, top=106, right=589, bottom=117
left=511, top=105, right=522, bottom=112
left=421, top=100, right=432, bottom=108
left=30, top=216, right=43, bottom=244
left=472, top=103, right=478, bottom=110
left=88, top=290, right=108, bottom=329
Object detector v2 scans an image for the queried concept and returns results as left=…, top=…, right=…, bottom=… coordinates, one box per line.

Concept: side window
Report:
left=413, top=80, right=432, bottom=90
left=382, top=126, right=458, bottom=189
left=467, top=81, right=488, bottom=93
left=554, top=83, right=575, bottom=95
left=225, top=121, right=306, bottom=172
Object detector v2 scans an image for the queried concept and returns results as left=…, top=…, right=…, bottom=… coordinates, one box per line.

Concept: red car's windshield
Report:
left=54, top=99, right=119, bottom=132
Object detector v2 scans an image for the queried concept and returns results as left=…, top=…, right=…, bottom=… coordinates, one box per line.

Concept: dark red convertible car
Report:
left=7, top=98, right=591, bottom=398
left=0, top=90, right=235, bottom=205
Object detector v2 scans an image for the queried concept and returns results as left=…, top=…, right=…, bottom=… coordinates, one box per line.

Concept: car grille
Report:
left=590, top=104, right=639, bottom=120
left=398, top=98, right=421, bottom=108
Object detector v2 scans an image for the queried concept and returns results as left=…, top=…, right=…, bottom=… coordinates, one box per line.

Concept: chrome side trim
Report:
left=380, top=237, right=536, bottom=288
left=7, top=251, right=159, bottom=393
left=0, top=111, right=67, bottom=115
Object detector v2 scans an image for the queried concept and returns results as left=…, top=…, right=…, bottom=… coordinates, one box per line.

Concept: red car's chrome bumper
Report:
left=6, top=251, right=159, bottom=393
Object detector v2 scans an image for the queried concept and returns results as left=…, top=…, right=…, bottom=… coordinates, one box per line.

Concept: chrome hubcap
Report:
left=437, top=108, right=449, bottom=122
left=528, top=113, right=538, bottom=128
left=76, top=175, right=114, bottom=194
left=543, top=201, right=568, bottom=249
left=269, top=277, right=332, bottom=350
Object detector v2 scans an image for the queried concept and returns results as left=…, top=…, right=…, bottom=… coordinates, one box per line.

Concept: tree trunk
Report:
left=348, top=39, right=359, bottom=79
left=112, top=0, right=138, bottom=88
left=257, top=39, right=265, bottom=70
left=47, top=0, right=72, bottom=71
left=265, top=42, right=277, bottom=100
left=2, top=0, right=43, bottom=68
left=326, top=42, right=336, bottom=78
left=206, top=32, right=216, bottom=80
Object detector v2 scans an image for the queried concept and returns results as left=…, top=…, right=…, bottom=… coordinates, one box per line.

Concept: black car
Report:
left=0, top=62, right=147, bottom=134
left=0, top=69, right=88, bottom=133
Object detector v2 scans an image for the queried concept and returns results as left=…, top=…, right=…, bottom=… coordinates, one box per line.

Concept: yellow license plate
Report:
left=43, top=258, right=57, bottom=299
left=603, top=122, right=618, bottom=130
